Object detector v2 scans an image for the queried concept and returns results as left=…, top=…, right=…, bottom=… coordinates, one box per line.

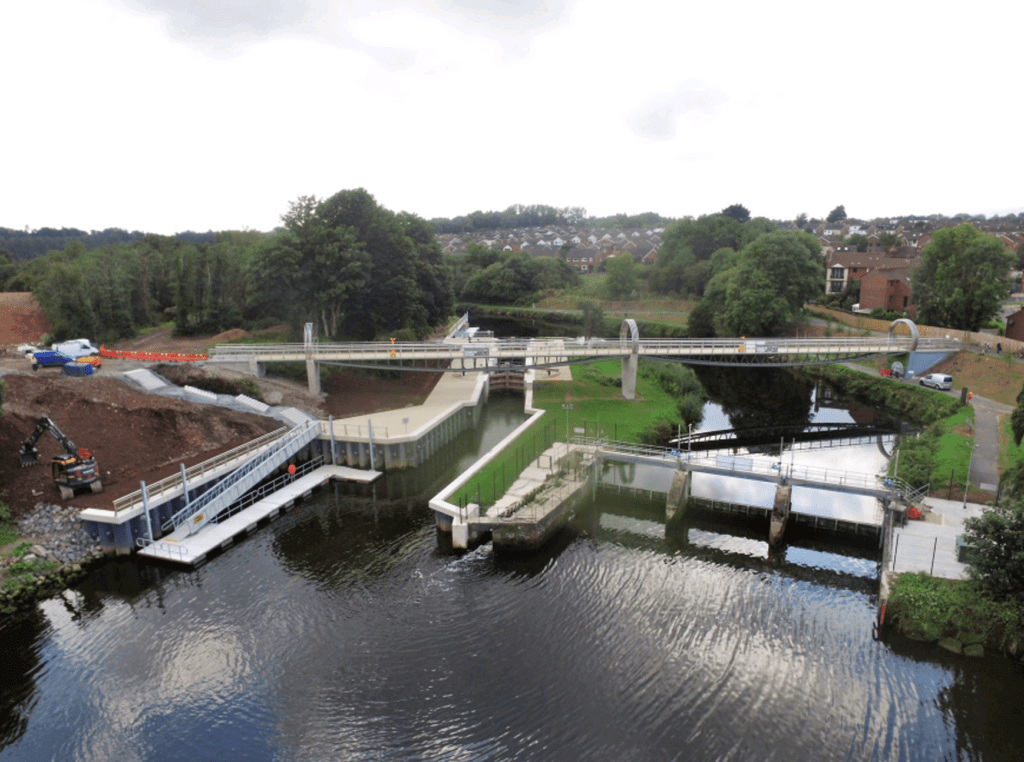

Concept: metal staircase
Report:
left=161, top=420, right=321, bottom=539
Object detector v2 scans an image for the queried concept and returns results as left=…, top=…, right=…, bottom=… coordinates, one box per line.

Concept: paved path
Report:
left=968, top=394, right=1011, bottom=493
left=890, top=497, right=986, bottom=580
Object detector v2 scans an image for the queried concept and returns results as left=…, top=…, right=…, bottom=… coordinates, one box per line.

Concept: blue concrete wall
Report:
left=906, top=351, right=951, bottom=378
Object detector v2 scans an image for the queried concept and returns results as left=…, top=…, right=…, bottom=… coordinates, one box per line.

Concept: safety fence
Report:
left=100, top=345, right=209, bottom=362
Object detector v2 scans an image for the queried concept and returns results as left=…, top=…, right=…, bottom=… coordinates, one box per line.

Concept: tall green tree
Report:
left=720, top=204, right=751, bottom=223
left=911, top=224, right=1013, bottom=331
left=964, top=503, right=1024, bottom=603
left=827, top=205, right=847, bottom=223
left=605, top=254, right=639, bottom=298
left=710, top=230, right=824, bottom=336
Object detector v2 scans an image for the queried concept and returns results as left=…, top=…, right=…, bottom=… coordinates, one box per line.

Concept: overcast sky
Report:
left=3, top=0, right=1022, bottom=235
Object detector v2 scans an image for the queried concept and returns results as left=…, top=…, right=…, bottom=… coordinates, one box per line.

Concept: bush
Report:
left=964, top=503, right=1024, bottom=603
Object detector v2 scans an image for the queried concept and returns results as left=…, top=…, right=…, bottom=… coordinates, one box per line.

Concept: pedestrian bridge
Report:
left=206, top=317, right=959, bottom=399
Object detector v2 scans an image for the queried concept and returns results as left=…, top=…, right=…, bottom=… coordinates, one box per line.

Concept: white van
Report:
left=919, top=373, right=953, bottom=391
left=51, top=338, right=100, bottom=359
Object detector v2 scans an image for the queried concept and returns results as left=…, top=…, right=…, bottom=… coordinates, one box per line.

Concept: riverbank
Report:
left=0, top=503, right=110, bottom=614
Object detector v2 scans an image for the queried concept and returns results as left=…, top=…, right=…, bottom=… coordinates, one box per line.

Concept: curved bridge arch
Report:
left=620, top=319, right=639, bottom=400
left=888, top=318, right=918, bottom=352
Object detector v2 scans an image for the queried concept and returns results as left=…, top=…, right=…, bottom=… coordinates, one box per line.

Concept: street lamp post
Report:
left=963, top=442, right=978, bottom=509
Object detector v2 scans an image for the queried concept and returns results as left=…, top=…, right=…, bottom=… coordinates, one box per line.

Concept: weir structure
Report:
left=431, top=437, right=927, bottom=551
left=81, top=317, right=944, bottom=563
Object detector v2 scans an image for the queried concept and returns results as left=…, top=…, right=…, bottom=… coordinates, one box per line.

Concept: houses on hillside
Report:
left=436, top=225, right=664, bottom=273
left=437, top=217, right=1023, bottom=312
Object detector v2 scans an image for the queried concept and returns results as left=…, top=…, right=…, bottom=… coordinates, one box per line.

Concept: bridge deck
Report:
left=207, top=335, right=960, bottom=367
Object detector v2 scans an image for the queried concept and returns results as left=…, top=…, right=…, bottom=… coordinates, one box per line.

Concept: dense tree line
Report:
left=0, top=227, right=216, bottom=262
left=449, top=243, right=578, bottom=305
left=6, top=189, right=453, bottom=343
left=650, top=209, right=777, bottom=297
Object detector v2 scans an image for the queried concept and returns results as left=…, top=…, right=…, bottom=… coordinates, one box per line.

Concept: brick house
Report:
left=859, top=267, right=916, bottom=316
left=1005, top=308, right=1024, bottom=342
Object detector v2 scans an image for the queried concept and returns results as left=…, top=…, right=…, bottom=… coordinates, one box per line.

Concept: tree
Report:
left=911, top=224, right=1013, bottom=331
left=795, top=213, right=808, bottom=229
left=843, top=233, right=870, bottom=252
left=720, top=204, right=751, bottom=223
left=711, top=231, right=824, bottom=336
left=964, top=503, right=1024, bottom=603
left=578, top=300, right=604, bottom=339
left=605, top=254, right=639, bottom=298
left=826, top=205, right=847, bottom=223
left=879, top=231, right=899, bottom=248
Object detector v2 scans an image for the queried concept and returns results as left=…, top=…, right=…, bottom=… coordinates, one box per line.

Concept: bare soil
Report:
left=0, top=297, right=440, bottom=518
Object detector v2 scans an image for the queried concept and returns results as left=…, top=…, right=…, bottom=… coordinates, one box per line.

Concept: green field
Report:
left=450, top=360, right=686, bottom=509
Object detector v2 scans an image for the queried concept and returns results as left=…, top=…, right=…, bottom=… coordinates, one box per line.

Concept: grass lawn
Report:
left=999, top=414, right=1024, bottom=474
left=928, top=351, right=1024, bottom=407
left=450, top=360, right=685, bottom=508
left=931, top=408, right=975, bottom=488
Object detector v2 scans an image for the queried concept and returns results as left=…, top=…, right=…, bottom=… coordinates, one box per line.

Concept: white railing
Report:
left=206, top=335, right=960, bottom=363
left=112, top=427, right=290, bottom=514
left=579, top=437, right=903, bottom=496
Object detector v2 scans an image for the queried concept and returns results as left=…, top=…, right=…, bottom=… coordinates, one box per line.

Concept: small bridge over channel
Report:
left=206, top=317, right=959, bottom=399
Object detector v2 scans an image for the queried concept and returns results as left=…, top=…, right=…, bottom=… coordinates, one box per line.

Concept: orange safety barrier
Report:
left=100, top=345, right=209, bottom=362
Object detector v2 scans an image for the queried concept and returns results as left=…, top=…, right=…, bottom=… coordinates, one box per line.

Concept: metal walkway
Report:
left=579, top=437, right=924, bottom=502
left=207, top=334, right=961, bottom=371
left=158, top=420, right=322, bottom=542
left=137, top=462, right=380, bottom=566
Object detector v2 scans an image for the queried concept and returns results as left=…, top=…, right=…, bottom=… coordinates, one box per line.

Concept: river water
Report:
left=3, top=388, right=1024, bottom=761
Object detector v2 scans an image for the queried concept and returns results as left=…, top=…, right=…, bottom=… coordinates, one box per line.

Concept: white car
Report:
left=919, top=373, right=953, bottom=391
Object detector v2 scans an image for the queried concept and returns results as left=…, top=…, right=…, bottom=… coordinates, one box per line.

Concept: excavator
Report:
left=19, top=416, right=103, bottom=500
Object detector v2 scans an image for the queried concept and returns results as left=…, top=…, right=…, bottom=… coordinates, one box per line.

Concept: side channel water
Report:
left=2, top=381, right=1024, bottom=760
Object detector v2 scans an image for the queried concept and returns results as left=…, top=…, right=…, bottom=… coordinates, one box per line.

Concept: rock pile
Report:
left=15, top=502, right=104, bottom=566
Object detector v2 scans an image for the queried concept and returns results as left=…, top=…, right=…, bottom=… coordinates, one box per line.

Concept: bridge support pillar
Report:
left=306, top=359, right=321, bottom=395
left=620, top=318, right=639, bottom=400
left=666, top=468, right=691, bottom=525
left=248, top=358, right=266, bottom=378
left=769, top=485, right=791, bottom=547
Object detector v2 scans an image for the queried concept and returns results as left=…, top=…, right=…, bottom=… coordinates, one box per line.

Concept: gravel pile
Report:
left=14, top=503, right=104, bottom=566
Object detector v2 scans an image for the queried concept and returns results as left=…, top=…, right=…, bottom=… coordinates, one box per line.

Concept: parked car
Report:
left=919, top=373, right=953, bottom=391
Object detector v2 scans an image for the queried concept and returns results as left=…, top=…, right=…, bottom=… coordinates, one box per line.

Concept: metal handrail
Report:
left=113, top=427, right=290, bottom=513
left=211, top=457, right=324, bottom=524
left=136, top=536, right=190, bottom=560
left=162, top=420, right=320, bottom=533
left=577, top=436, right=903, bottom=494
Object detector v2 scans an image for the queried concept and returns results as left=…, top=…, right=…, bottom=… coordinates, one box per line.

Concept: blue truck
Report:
left=30, top=350, right=74, bottom=370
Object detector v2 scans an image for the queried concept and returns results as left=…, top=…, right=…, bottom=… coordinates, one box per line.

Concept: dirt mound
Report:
left=0, top=293, right=51, bottom=344
left=209, top=328, right=250, bottom=343
left=0, top=373, right=282, bottom=517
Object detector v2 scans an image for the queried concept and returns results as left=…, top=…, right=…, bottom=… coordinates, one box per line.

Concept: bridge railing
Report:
left=577, top=436, right=896, bottom=494
left=207, top=334, right=959, bottom=361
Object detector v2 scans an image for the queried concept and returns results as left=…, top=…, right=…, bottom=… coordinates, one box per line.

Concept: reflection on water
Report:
left=2, top=377, right=1023, bottom=760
